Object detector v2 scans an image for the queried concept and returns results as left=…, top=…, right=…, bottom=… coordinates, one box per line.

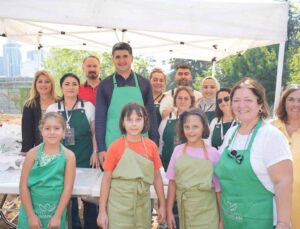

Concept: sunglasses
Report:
left=217, top=96, right=230, bottom=104
left=227, top=150, right=244, bottom=164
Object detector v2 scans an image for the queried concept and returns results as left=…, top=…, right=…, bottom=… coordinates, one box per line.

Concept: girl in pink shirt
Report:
left=166, top=108, right=222, bottom=229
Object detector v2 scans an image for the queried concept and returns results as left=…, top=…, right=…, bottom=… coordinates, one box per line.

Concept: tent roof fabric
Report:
left=0, top=0, right=288, bottom=61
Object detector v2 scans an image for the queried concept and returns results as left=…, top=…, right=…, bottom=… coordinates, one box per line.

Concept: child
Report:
left=166, top=108, right=222, bottom=229
left=18, top=112, right=76, bottom=229
left=97, top=102, right=166, bottom=229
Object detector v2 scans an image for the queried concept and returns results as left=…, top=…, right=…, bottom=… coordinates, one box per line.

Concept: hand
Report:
left=97, top=211, right=109, bottom=229
left=28, top=214, right=42, bottom=229
left=161, top=107, right=173, bottom=119
left=90, top=152, right=100, bottom=168
left=48, top=215, right=61, bottom=229
left=98, top=151, right=106, bottom=166
left=218, top=220, right=224, bottom=229
left=157, top=206, right=166, bottom=224
left=167, top=211, right=176, bottom=229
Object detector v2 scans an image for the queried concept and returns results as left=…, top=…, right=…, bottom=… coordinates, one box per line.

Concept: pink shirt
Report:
left=166, top=144, right=221, bottom=192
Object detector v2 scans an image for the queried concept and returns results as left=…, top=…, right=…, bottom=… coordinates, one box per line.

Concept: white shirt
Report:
left=46, top=101, right=95, bottom=123
left=159, top=88, right=202, bottom=115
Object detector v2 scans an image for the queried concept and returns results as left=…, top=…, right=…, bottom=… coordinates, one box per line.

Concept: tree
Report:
left=43, top=48, right=154, bottom=95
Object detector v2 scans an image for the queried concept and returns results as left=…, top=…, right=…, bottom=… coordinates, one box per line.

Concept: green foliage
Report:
left=287, top=31, right=300, bottom=84
left=43, top=48, right=100, bottom=95
left=9, top=88, right=31, bottom=112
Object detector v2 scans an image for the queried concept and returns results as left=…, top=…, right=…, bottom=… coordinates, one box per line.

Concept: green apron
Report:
left=60, top=100, right=93, bottom=168
left=106, top=72, right=145, bottom=149
left=162, top=113, right=184, bottom=171
left=175, top=144, right=219, bottom=229
left=205, top=111, right=215, bottom=124
left=18, top=143, right=67, bottom=229
left=155, top=103, right=162, bottom=126
left=107, top=137, right=154, bottom=229
left=211, top=120, right=236, bottom=149
left=215, top=119, right=274, bottom=229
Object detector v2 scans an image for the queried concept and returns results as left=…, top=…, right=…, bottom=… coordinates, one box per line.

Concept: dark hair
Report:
left=176, top=64, right=192, bottom=72
left=112, top=42, right=133, bottom=56
left=215, top=88, right=232, bottom=122
left=178, top=108, right=210, bottom=141
left=119, top=103, right=149, bottom=134
left=60, top=73, right=80, bottom=87
left=230, top=77, right=269, bottom=119
left=276, top=85, right=300, bottom=123
left=173, top=86, right=195, bottom=107
left=83, top=55, right=100, bottom=64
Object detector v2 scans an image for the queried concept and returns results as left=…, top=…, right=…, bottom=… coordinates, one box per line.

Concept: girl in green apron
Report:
left=18, top=112, right=76, bottom=229
left=97, top=103, right=166, bottom=229
left=198, top=76, right=220, bottom=124
left=150, top=68, right=167, bottom=127
left=46, top=73, right=99, bottom=228
left=166, top=108, right=222, bottom=229
left=159, top=87, right=195, bottom=171
left=208, top=88, right=236, bottom=149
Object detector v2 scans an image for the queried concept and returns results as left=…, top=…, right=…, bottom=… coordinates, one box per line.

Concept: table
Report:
left=0, top=168, right=168, bottom=228
left=0, top=168, right=101, bottom=228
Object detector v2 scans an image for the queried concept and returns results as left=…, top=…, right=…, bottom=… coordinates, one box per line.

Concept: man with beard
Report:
left=159, top=64, right=202, bottom=119
left=79, top=55, right=101, bottom=105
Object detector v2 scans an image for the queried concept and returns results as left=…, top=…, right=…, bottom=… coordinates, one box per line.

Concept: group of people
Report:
left=17, top=41, right=299, bottom=229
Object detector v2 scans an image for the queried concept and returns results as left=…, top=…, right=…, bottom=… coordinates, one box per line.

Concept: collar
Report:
left=83, top=78, right=101, bottom=88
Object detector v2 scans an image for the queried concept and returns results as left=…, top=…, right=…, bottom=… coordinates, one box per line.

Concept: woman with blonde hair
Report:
left=21, top=70, right=58, bottom=154
left=273, top=84, right=300, bottom=228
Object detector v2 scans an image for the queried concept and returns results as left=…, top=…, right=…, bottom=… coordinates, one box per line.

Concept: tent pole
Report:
left=273, top=41, right=285, bottom=116
left=212, top=60, right=216, bottom=77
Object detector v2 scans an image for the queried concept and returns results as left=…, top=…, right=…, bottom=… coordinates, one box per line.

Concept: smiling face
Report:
left=112, top=50, right=133, bottom=75
left=183, top=115, right=204, bottom=145
left=202, top=79, right=217, bottom=100
left=61, top=76, right=79, bottom=98
left=175, top=89, right=192, bottom=112
left=35, top=74, right=52, bottom=96
left=122, top=110, right=145, bottom=138
left=175, top=68, right=192, bottom=86
left=150, top=72, right=166, bottom=94
left=286, top=89, right=300, bottom=121
left=231, top=87, right=261, bottom=124
left=41, top=117, right=65, bottom=145
left=217, top=91, right=231, bottom=115
left=83, top=57, right=100, bottom=80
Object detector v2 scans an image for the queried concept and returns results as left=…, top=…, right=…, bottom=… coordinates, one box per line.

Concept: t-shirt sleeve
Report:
left=149, top=140, right=162, bottom=170
left=84, top=101, right=95, bottom=122
left=166, top=145, right=182, bottom=180
left=103, top=139, right=124, bottom=171
left=262, top=126, right=292, bottom=167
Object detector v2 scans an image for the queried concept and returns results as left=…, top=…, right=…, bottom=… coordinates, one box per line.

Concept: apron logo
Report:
left=224, top=200, right=243, bottom=222
left=38, top=203, right=56, bottom=219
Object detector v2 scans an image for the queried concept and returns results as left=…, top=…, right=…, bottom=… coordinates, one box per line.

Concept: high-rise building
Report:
left=0, top=56, right=4, bottom=76
left=3, top=41, right=21, bottom=77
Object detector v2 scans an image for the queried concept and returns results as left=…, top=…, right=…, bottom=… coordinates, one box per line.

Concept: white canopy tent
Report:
left=0, top=0, right=289, bottom=108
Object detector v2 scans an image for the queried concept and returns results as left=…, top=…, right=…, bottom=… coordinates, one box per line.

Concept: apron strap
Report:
left=112, top=72, right=140, bottom=88
left=124, top=136, right=148, bottom=159
left=246, top=118, right=263, bottom=151
left=182, top=141, right=209, bottom=160
left=36, top=143, right=44, bottom=163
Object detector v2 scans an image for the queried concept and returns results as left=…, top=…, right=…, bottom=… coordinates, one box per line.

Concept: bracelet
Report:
left=277, top=222, right=291, bottom=228
left=93, top=150, right=98, bottom=154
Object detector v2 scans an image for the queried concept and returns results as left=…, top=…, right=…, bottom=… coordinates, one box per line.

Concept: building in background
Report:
left=2, top=41, right=21, bottom=77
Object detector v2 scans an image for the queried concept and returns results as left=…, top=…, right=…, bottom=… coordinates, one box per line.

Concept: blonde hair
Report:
left=25, top=70, right=58, bottom=108
left=149, top=68, right=166, bottom=81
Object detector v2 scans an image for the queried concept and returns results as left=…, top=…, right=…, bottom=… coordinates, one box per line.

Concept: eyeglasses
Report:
left=227, top=150, right=244, bottom=164
left=217, top=96, right=230, bottom=104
